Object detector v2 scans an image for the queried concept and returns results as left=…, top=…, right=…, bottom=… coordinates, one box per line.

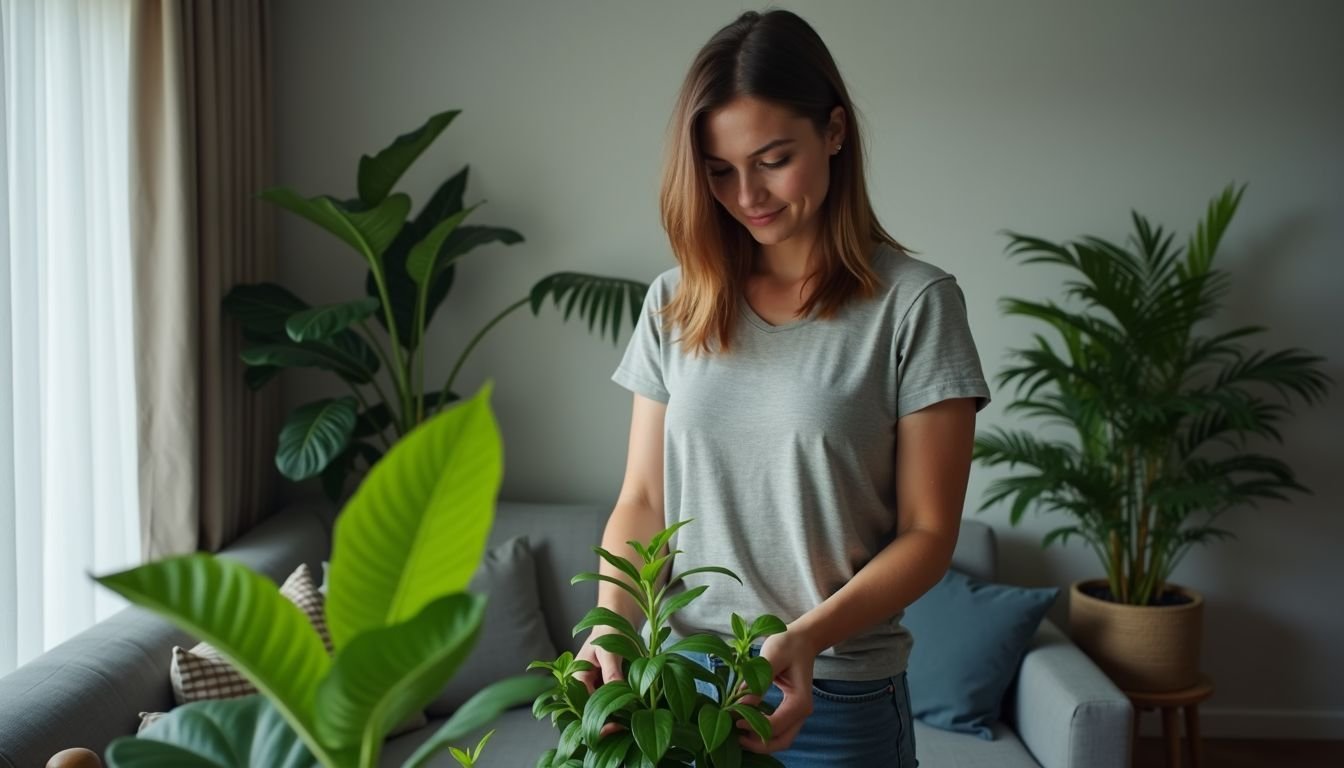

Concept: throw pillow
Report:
left=426, top=535, right=559, bottom=716
left=164, top=561, right=427, bottom=737
left=902, top=567, right=1059, bottom=740
left=169, top=562, right=328, bottom=704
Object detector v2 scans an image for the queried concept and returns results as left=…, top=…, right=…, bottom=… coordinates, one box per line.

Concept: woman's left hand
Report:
left=736, top=627, right=816, bottom=753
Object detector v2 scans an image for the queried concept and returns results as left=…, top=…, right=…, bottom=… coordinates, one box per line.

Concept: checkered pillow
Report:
left=169, top=562, right=329, bottom=704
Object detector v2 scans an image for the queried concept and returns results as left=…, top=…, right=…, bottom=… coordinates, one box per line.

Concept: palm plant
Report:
left=223, top=109, right=648, bottom=500
left=974, top=183, right=1332, bottom=606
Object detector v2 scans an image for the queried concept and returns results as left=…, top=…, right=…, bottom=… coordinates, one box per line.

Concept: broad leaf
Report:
left=315, top=593, right=485, bottom=750
left=106, top=696, right=317, bottom=768
left=95, top=557, right=331, bottom=745
left=357, top=110, right=459, bottom=206
left=404, top=674, right=554, bottom=768
left=405, top=204, right=481, bottom=286
left=697, top=703, right=732, bottom=752
left=223, top=282, right=309, bottom=336
left=240, top=335, right=378, bottom=384
left=581, top=681, right=637, bottom=748
left=630, top=709, right=673, bottom=764
left=326, top=382, right=502, bottom=649
left=275, top=398, right=359, bottom=481
left=285, top=297, right=381, bottom=342
left=260, top=188, right=410, bottom=266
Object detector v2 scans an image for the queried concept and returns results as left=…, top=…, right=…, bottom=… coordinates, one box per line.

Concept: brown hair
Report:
left=657, top=9, right=909, bottom=356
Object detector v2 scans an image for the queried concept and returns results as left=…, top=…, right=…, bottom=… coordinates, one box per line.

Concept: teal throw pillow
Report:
left=903, top=568, right=1059, bottom=740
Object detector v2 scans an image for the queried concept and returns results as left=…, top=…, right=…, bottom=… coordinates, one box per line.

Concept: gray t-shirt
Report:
left=610, top=243, right=991, bottom=680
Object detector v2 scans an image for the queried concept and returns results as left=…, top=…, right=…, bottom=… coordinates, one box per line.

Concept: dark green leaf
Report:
left=285, top=297, right=381, bottom=342
left=358, top=110, right=460, bottom=206
left=275, top=398, right=358, bottom=481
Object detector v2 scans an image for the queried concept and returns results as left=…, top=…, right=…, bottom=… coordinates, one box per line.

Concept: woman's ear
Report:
left=826, top=106, right=847, bottom=152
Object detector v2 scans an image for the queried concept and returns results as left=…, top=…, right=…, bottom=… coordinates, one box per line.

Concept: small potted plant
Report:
left=974, top=182, right=1332, bottom=692
left=530, top=520, right=787, bottom=767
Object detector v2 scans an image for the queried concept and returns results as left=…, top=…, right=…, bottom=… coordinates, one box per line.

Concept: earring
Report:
left=835, top=144, right=843, bottom=153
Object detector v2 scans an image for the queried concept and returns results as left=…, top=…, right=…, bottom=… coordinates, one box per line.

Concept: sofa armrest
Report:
left=1006, top=619, right=1133, bottom=768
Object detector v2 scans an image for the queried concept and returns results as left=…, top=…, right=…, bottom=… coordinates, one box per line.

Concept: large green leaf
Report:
left=369, top=225, right=522, bottom=352
left=276, top=397, right=359, bottom=481
left=357, top=110, right=460, bottom=206
left=223, top=282, right=310, bottom=336
left=403, top=674, right=555, bottom=768
left=326, top=382, right=503, bottom=649
left=94, top=557, right=331, bottom=754
left=631, top=709, right=674, bottom=764
left=315, top=593, right=484, bottom=750
left=105, top=696, right=316, bottom=768
left=405, top=204, right=481, bottom=286
left=240, top=335, right=378, bottom=384
left=260, top=188, right=410, bottom=265
left=286, top=297, right=381, bottom=342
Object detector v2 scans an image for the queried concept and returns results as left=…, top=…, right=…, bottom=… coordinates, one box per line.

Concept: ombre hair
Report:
left=657, top=9, right=909, bottom=356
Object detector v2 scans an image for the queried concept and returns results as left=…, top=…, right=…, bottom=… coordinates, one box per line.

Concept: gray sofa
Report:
left=0, top=501, right=1132, bottom=768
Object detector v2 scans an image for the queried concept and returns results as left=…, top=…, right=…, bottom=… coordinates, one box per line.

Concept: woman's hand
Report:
left=737, top=627, right=816, bottom=753
left=574, top=624, right=627, bottom=693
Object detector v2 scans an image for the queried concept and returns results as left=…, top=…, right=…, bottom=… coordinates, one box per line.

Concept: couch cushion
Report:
left=426, top=536, right=558, bottom=716
left=912, top=719, right=1045, bottom=767
left=904, top=568, right=1059, bottom=740
left=489, top=502, right=608, bottom=655
left=380, top=707, right=557, bottom=767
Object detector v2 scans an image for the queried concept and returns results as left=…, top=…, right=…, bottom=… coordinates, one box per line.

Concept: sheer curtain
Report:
left=0, top=0, right=138, bottom=676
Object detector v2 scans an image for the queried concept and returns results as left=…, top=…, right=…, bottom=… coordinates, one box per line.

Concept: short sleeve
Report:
left=893, top=276, right=992, bottom=418
left=611, top=277, right=671, bottom=403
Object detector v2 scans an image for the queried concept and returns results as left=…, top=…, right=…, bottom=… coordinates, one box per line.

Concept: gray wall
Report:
left=272, top=0, right=1344, bottom=739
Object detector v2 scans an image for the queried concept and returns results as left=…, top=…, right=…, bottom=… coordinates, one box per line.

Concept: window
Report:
left=1, top=0, right=138, bottom=677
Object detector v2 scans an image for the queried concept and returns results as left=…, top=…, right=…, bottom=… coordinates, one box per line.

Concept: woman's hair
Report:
left=658, top=9, right=908, bottom=356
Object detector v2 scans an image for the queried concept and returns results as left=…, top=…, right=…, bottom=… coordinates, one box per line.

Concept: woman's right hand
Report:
left=574, top=624, right=627, bottom=694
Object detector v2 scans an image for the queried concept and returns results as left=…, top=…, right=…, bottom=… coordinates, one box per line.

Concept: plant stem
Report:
left=343, top=382, right=392, bottom=452
left=437, top=297, right=530, bottom=414
left=365, top=263, right=415, bottom=431
left=357, top=319, right=408, bottom=438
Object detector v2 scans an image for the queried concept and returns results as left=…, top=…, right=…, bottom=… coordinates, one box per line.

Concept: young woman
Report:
left=577, top=9, right=991, bottom=766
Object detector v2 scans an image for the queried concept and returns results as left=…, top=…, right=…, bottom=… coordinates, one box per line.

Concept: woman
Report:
left=578, top=9, right=990, bottom=766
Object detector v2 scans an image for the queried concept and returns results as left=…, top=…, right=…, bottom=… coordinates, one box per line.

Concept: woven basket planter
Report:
left=1067, top=579, right=1203, bottom=693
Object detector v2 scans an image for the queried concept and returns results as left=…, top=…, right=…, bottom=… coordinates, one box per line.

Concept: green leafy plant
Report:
left=974, top=182, right=1332, bottom=606
left=223, top=109, right=649, bottom=500
left=95, top=383, right=550, bottom=768
left=530, top=520, right=787, bottom=767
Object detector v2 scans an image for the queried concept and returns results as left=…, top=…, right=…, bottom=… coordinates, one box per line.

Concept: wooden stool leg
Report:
left=1161, top=706, right=1182, bottom=768
left=1131, top=705, right=1142, bottom=768
left=1184, top=704, right=1202, bottom=768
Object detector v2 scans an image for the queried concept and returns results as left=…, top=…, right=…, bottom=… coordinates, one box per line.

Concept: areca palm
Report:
left=975, top=183, right=1331, bottom=606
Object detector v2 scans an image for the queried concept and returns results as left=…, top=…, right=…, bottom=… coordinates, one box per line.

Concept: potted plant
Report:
left=530, top=520, right=787, bottom=767
left=973, top=182, right=1332, bottom=692
left=94, top=383, right=549, bottom=767
left=223, top=109, right=649, bottom=501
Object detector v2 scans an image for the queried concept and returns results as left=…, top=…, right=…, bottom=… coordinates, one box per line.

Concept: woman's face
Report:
left=700, top=96, right=844, bottom=251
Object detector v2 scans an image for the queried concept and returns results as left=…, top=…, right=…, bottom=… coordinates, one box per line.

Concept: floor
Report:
left=1133, top=736, right=1344, bottom=767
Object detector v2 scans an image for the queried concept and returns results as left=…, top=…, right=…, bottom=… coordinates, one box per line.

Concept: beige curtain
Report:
left=130, top=0, right=279, bottom=558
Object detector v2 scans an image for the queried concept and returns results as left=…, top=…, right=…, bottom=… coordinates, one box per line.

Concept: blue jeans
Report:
left=679, top=648, right=919, bottom=767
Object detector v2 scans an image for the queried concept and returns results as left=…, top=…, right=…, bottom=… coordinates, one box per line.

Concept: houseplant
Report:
left=223, top=109, right=648, bottom=500
left=94, top=382, right=549, bottom=767
left=530, top=520, right=786, bottom=768
left=973, top=182, right=1332, bottom=691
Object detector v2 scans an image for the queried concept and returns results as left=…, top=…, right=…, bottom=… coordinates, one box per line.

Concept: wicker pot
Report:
left=1067, top=579, right=1203, bottom=692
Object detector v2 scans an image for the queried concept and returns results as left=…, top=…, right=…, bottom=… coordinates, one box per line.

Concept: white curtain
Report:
left=0, top=0, right=138, bottom=676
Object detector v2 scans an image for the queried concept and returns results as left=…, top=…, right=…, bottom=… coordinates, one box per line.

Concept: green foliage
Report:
left=96, top=384, right=550, bottom=768
left=223, top=109, right=649, bottom=500
left=529, top=522, right=788, bottom=767
left=976, top=183, right=1333, bottom=605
